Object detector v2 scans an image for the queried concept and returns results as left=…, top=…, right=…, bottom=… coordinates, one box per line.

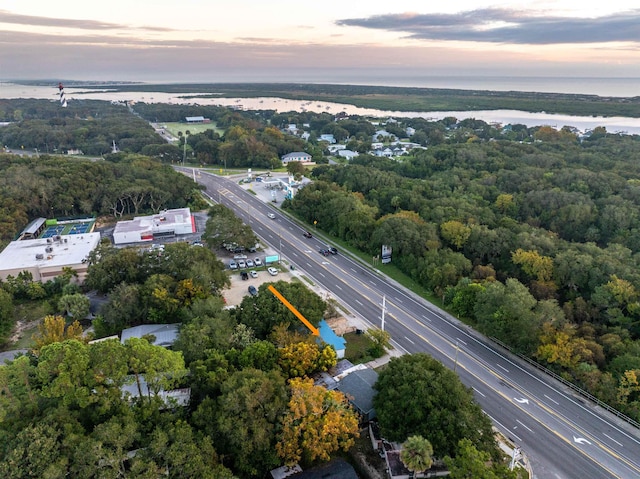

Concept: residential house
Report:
left=337, top=149, right=359, bottom=160
left=319, top=134, right=336, bottom=144
left=281, top=152, right=313, bottom=165
left=120, top=324, right=180, bottom=348
left=335, top=367, right=378, bottom=421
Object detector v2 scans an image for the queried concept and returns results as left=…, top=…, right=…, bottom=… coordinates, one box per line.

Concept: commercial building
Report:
left=0, top=233, right=101, bottom=283
left=113, top=208, right=195, bottom=245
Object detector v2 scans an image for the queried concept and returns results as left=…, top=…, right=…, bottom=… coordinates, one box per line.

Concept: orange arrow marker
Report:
left=268, top=284, right=320, bottom=336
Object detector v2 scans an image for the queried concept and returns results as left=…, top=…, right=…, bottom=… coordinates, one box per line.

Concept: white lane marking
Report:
left=514, top=397, right=529, bottom=405
left=318, top=272, right=325, bottom=278
left=516, top=420, right=533, bottom=432
left=355, top=299, right=363, bottom=306
left=497, top=364, right=510, bottom=373
left=405, top=336, right=415, bottom=345
left=422, top=315, right=432, bottom=322
left=602, top=433, right=623, bottom=447
left=334, top=284, right=342, bottom=290
left=351, top=268, right=357, bottom=273
left=396, top=297, right=404, bottom=304
left=456, top=338, right=467, bottom=346
left=573, top=436, right=592, bottom=446
left=370, top=282, right=377, bottom=286
left=473, top=387, right=486, bottom=398
left=487, top=415, right=522, bottom=442
left=544, top=394, right=559, bottom=405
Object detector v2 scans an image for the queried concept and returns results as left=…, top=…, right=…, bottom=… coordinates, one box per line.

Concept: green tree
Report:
left=373, top=354, right=498, bottom=460
left=445, top=438, right=517, bottom=479
left=58, top=293, right=91, bottom=320
left=214, top=369, right=288, bottom=476
left=400, top=435, right=433, bottom=476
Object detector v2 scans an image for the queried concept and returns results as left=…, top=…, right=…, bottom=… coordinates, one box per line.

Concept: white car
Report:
left=238, top=260, right=246, bottom=269
left=267, top=213, right=276, bottom=219
left=249, top=270, right=258, bottom=278
left=254, top=258, right=262, bottom=266
left=267, top=267, right=278, bottom=276
left=229, top=260, right=238, bottom=270
left=246, top=259, right=255, bottom=268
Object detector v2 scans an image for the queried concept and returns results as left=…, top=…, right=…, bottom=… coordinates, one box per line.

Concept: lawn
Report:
left=162, top=121, right=224, bottom=137
left=344, top=331, right=376, bottom=364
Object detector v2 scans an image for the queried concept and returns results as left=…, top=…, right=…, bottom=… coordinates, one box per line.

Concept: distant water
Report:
left=2, top=81, right=640, bottom=134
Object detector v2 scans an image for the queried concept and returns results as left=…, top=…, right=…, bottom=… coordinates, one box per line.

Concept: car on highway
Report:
left=329, top=247, right=338, bottom=255
left=229, top=260, right=238, bottom=270
left=254, top=258, right=262, bottom=266
left=248, top=285, right=258, bottom=296
left=303, top=231, right=312, bottom=238
left=267, top=213, right=276, bottom=219
left=267, top=267, right=279, bottom=276
left=319, top=249, right=330, bottom=256
left=249, top=270, right=258, bottom=278
left=246, top=259, right=255, bottom=268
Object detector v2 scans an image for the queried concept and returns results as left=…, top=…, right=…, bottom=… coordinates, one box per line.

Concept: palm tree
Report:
left=400, top=435, right=434, bottom=477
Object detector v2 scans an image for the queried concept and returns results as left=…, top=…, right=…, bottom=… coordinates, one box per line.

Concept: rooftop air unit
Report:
left=46, top=238, right=53, bottom=243
left=45, top=246, right=53, bottom=253
left=55, top=235, right=62, bottom=241
left=35, top=253, right=44, bottom=260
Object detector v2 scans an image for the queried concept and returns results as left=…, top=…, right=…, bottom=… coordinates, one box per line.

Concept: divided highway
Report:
left=179, top=168, right=640, bottom=479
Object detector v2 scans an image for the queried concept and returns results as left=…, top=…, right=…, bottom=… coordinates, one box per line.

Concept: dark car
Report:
left=240, top=271, right=249, bottom=280
left=303, top=231, right=312, bottom=238
left=248, top=285, right=258, bottom=296
left=319, top=249, right=330, bottom=256
left=329, top=247, right=338, bottom=255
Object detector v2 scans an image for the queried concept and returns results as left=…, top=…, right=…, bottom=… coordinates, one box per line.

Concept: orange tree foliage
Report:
left=277, top=342, right=337, bottom=378
left=32, top=315, right=84, bottom=351
left=276, top=377, right=359, bottom=466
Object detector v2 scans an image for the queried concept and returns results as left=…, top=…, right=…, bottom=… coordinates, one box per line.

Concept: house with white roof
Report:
left=319, top=134, right=336, bottom=144
left=337, top=149, right=359, bottom=160
left=120, top=324, right=180, bottom=348
left=281, top=151, right=313, bottom=165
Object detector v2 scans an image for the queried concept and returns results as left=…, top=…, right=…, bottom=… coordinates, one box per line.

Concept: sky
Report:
left=1, top=1, right=640, bottom=84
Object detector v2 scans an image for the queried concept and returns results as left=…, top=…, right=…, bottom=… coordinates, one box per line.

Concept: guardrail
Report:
left=489, top=336, right=640, bottom=429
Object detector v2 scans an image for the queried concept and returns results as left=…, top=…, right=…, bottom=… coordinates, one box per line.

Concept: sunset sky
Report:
left=1, top=1, right=640, bottom=83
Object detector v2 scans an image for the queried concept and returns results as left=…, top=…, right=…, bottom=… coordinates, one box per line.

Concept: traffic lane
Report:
left=388, top=312, right=621, bottom=479
left=364, top=273, right=640, bottom=465
left=188, top=170, right=640, bottom=475
left=389, top=304, right=638, bottom=479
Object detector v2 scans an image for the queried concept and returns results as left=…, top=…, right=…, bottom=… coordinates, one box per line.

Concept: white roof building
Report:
left=113, top=208, right=194, bottom=245
left=0, top=233, right=101, bottom=283
left=281, top=152, right=313, bottom=165
left=337, top=149, right=359, bottom=160
left=120, top=324, right=180, bottom=348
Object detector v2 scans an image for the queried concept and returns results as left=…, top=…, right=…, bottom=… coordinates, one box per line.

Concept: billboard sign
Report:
left=265, top=255, right=280, bottom=264
left=381, top=245, right=392, bottom=264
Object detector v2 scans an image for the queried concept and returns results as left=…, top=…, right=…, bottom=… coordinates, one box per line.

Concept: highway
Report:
left=179, top=168, right=640, bottom=479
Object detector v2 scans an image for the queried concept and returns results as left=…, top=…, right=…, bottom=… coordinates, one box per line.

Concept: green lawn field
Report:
left=162, top=121, right=224, bottom=137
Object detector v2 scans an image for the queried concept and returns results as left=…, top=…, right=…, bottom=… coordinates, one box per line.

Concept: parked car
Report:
left=319, top=249, right=330, bottom=256
left=249, top=270, right=258, bottom=278
left=329, top=247, right=338, bottom=255
left=240, top=271, right=249, bottom=280
left=303, top=231, right=312, bottom=238
left=267, top=213, right=276, bottom=219
left=267, top=267, right=279, bottom=276
left=229, top=260, right=238, bottom=270
left=238, top=260, right=246, bottom=268
left=254, top=258, right=262, bottom=266
left=248, top=285, right=258, bottom=296
left=246, top=259, right=255, bottom=268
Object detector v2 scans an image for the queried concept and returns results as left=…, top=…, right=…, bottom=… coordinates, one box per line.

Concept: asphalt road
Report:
left=177, top=167, right=640, bottom=479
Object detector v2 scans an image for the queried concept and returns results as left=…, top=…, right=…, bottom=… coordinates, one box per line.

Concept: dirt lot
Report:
left=222, top=267, right=293, bottom=306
